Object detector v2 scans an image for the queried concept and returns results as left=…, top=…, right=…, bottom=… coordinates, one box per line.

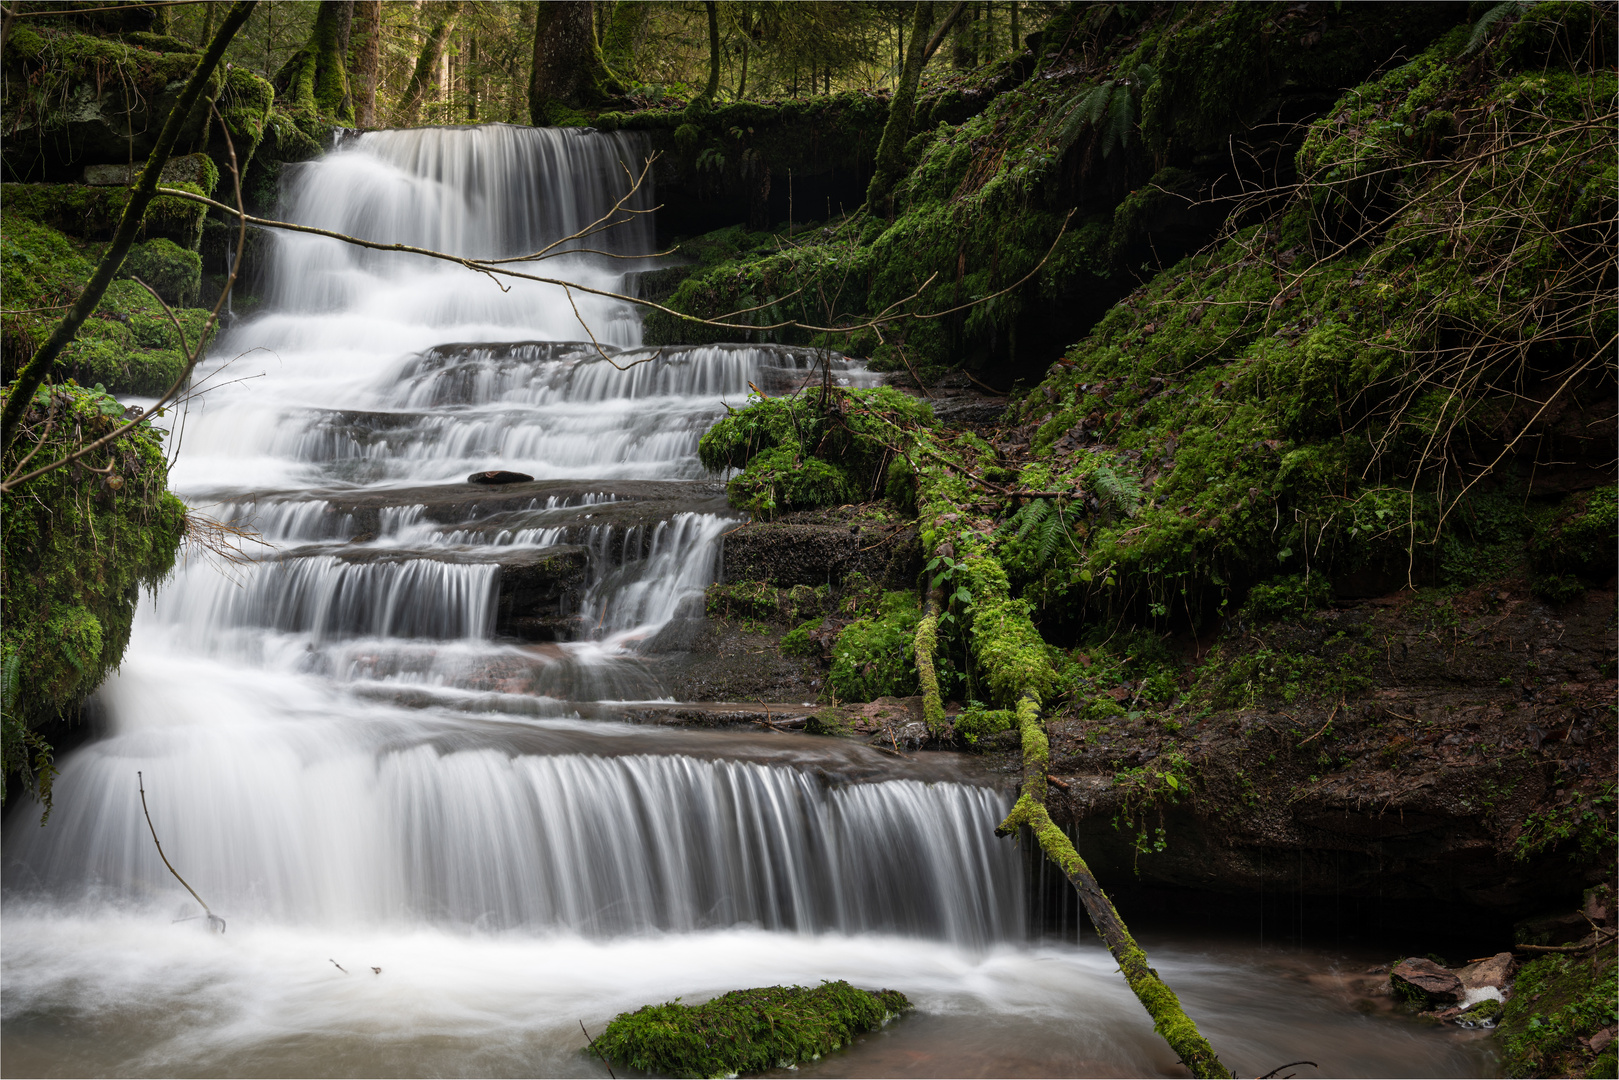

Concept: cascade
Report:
left=1, top=125, right=1494, bottom=1078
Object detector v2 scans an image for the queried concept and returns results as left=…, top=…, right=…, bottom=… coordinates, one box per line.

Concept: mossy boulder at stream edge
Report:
left=1, top=385, right=187, bottom=811
left=591, top=981, right=911, bottom=1078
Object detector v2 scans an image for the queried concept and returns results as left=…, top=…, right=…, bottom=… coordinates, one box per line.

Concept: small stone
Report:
left=1588, top=1026, right=1615, bottom=1054
left=468, top=470, right=534, bottom=485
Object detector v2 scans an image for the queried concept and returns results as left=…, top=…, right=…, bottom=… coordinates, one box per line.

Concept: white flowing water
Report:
left=1, top=125, right=1495, bottom=1077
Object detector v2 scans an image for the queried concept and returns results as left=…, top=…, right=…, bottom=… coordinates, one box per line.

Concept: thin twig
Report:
left=138, top=771, right=223, bottom=932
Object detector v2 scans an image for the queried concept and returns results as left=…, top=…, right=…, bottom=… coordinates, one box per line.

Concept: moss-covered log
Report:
left=592, top=980, right=910, bottom=1078
left=914, top=599, right=945, bottom=733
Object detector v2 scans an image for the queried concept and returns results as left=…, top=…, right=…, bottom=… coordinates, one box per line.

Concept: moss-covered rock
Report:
left=0, top=180, right=209, bottom=248
left=699, top=386, right=933, bottom=518
left=830, top=591, right=922, bottom=702
left=1, top=29, right=216, bottom=182
left=2, top=383, right=187, bottom=809
left=592, top=980, right=909, bottom=1078
left=2, top=211, right=214, bottom=395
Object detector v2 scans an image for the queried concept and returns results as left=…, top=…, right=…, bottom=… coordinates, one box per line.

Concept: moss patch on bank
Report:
left=1, top=383, right=187, bottom=809
left=1497, top=949, right=1618, bottom=1078
left=2, top=210, right=214, bottom=395
left=592, top=980, right=910, bottom=1078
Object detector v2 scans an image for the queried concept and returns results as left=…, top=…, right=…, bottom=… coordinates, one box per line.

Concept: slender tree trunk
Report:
left=529, top=0, right=610, bottom=124
left=866, top=0, right=940, bottom=218
left=351, top=0, right=380, bottom=127
left=701, top=0, right=721, bottom=103
left=0, top=1, right=258, bottom=452
left=197, top=2, right=217, bottom=46
left=401, top=1, right=464, bottom=126
left=996, top=697, right=1230, bottom=1078
left=467, top=37, right=479, bottom=121
left=1010, top=0, right=1019, bottom=53
left=923, top=0, right=967, bottom=64
left=737, top=41, right=749, bottom=99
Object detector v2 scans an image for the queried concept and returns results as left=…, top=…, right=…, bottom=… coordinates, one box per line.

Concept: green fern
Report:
left=1055, top=63, right=1159, bottom=159
left=1000, top=498, right=1071, bottom=563
left=1089, top=463, right=1143, bottom=518
left=1464, top=0, right=1531, bottom=55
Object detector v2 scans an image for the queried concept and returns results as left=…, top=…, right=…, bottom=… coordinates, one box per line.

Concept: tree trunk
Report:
left=701, top=1, right=721, bottom=103
left=197, top=1, right=217, bottom=46
left=0, top=1, right=258, bottom=452
left=1010, top=0, right=1019, bottom=53
left=351, top=0, right=380, bottom=127
left=275, top=0, right=355, bottom=123
left=952, top=0, right=979, bottom=69
left=529, top=0, right=610, bottom=124
left=923, top=0, right=968, bottom=65
left=865, top=0, right=940, bottom=217
left=598, top=0, right=649, bottom=84
left=466, top=37, right=479, bottom=121
left=400, top=1, right=464, bottom=126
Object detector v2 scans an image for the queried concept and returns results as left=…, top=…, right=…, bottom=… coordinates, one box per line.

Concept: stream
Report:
left=1, top=125, right=1496, bottom=1078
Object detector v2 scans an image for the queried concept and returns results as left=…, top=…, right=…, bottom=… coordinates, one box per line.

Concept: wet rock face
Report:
left=722, top=518, right=920, bottom=590
left=494, top=547, right=589, bottom=641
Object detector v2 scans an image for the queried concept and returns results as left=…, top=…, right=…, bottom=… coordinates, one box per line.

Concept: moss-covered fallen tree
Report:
left=590, top=980, right=910, bottom=1078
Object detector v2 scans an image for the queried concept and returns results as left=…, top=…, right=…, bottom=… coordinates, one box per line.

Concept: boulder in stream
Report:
left=469, top=469, right=535, bottom=485
left=1390, top=958, right=1463, bottom=1007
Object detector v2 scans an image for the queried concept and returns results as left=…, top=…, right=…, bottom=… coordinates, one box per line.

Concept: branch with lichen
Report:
left=914, top=599, right=945, bottom=735
left=912, top=439, right=1231, bottom=1079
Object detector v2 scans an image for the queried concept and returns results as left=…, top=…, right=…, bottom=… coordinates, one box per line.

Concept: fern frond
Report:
left=1102, top=85, right=1134, bottom=157
left=1090, top=463, right=1143, bottom=517
left=1464, top=0, right=1530, bottom=55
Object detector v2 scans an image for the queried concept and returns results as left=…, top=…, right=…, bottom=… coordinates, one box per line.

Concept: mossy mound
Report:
left=830, top=590, right=921, bottom=702
left=2, top=211, right=214, bottom=395
left=2, top=383, right=187, bottom=809
left=592, top=980, right=910, bottom=1079
left=1497, top=950, right=1618, bottom=1077
left=645, top=3, right=1465, bottom=378
left=699, top=385, right=932, bottom=518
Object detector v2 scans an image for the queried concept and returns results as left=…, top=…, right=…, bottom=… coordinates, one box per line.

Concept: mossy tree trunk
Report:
left=598, top=0, right=650, bottom=85
left=0, top=0, right=257, bottom=454
left=995, top=698, right=1230, bottom=1078
left=399, top=1, right=463, bottom=126
left=702, top=0, right=721, bottom=103
left=900, top=433, right=1233, bottom=1079
left=865, top=0, right=939, bottom=218
left=350, top=0, right=381, bottom=127
left=275, top=0, right=355, bottom=124
left=528, top=0, right=613, bottom=125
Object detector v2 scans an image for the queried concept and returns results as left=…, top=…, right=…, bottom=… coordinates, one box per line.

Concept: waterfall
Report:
left=0, top=123, right=1050, bottom=1078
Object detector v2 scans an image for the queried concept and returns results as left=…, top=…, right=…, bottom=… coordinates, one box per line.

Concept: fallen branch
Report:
left=138, top=771, right=224, bottom=933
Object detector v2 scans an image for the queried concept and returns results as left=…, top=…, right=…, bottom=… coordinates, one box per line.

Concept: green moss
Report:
left=780, top=619, right=821, bottom=657
left=117, top=237, right=201, bottom=306
left=805, top=707, right=851, bottom=736
left=0, top=181, right=209, bottom=248
left=704, top=580, right=778, bottom=621
left=1497, top=952, right=1618, bottom=1078
left=2, top=383, right=186, bottom=808
left=829, top=592, right=921, bottom=702
left=699, top=386, right=934, bottom=518
left=954, top=700, right=1015, bottom=746
left=1, top=211, right=213, bottom=395
left=593, top=980, right=910, bottom=1079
